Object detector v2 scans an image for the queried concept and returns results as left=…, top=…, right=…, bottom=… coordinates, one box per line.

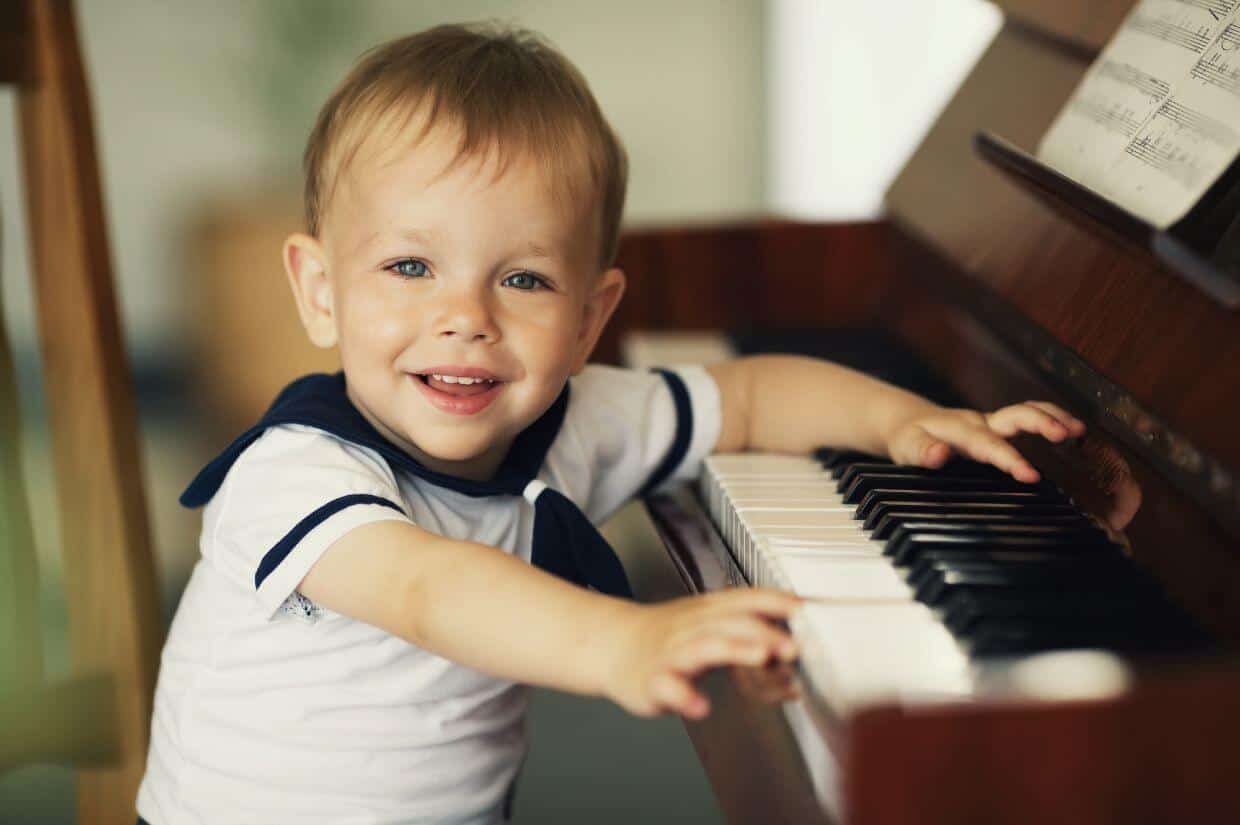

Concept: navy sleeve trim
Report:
left=254, top=494, right=405, bottom=589
left=639, top=368, right=694, bottom=497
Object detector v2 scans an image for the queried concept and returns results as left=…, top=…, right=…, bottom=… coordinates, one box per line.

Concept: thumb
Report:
left=891, top=426, right=951, bottom=468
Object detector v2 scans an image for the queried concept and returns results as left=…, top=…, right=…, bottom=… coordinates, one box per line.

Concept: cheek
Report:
left=505, top=301, right=582, bottom=361
left=339, top=283, right=423, bottom=356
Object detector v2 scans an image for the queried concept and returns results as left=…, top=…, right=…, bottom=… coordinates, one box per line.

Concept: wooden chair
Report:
left=0, top=1, right=163, bottom=823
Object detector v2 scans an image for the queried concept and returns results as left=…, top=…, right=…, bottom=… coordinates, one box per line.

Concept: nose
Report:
left=432, top=285, right=500, bottom=344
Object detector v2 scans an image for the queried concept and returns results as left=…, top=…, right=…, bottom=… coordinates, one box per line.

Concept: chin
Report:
left=418, top=432, right=500, bottom=464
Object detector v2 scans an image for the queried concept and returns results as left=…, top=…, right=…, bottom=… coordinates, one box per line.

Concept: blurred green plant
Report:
left=241, top=0, right=375, bottom=175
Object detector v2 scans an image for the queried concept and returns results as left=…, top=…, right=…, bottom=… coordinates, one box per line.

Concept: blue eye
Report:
left=389, top=259, right=429, bottom=279
left=503, top=271, right=545, bottom=291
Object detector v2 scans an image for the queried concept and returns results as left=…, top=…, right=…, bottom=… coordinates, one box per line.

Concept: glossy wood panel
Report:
left=995, top=0, right=1135, bottom=54
left=846, top=661, right=1240, bottom=825
left=886, top=22, right=1240, bottom=477
left=603, top=221, right=894, bottom=364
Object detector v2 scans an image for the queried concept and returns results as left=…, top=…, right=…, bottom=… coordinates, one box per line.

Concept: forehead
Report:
left=325, top=114, right=598, bottom=257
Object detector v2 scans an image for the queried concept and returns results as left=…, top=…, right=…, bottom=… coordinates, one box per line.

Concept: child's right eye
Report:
left=388, top=259, right=429, bottom=279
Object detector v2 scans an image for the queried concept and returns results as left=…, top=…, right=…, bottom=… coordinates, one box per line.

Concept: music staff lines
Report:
left=1070, top=99, right=1142, bottom=137
left=1189, top=24, right=1240, bottom=95
left=1129, top=14, right=1215, bottom=52
left=1169, top=0, right=1237, bottom=18
left=1097, top=60, right=1171, bottom=101
left=1125, top=138, right=1201, bottom=186
left=1157, top=98, right=1239, bottom=143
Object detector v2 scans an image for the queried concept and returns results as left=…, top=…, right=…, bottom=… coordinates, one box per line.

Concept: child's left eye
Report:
left=502, top=271, right=546, bottom=291
left=388, top=259, right=429, bottom=279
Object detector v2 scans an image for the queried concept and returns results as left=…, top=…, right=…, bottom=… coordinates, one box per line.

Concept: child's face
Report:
left=284, top=124, right=625, bottom=480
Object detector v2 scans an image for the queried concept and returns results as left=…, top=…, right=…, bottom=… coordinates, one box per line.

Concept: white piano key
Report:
left=793, top=603, right=973, bottom=713
left=773, top=555, right=914, bottom=601
left=708, top=454, right=823, bottom=474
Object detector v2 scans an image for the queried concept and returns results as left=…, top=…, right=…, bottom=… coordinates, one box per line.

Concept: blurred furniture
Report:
left=624, top=1, right=1240, bottom=822
left=189, top=191, right=338, bottom=439
left=0, top=2, right=162, bottom=824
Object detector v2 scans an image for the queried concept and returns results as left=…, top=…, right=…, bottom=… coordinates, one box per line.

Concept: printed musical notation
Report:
left=1189, top=23, right=1240, bottom=94
left=1038, top=0, right=1240, bottom=228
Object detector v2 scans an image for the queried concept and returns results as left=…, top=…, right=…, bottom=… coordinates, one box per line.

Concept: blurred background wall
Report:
left=0, top=1, right=998, bottom=822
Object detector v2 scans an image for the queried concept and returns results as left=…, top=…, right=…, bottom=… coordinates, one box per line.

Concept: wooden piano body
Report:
left=607, top=2, right=1240, bottom=822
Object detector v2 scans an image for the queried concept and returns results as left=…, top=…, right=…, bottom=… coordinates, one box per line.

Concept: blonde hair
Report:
left=303, top=22, right=629, bottom=268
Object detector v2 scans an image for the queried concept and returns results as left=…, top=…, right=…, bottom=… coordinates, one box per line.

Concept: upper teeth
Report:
left=431, top=374, right=493, bottom=385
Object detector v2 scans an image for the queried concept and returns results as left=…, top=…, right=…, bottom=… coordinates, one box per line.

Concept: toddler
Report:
left=136, top=22, right=1083, bottom=825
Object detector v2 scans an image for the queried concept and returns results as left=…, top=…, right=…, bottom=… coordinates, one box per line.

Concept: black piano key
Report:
left=887, top=531, right=1114, bottom=566
left=856, top=490, right=1069, bottom=521
left=914, top=563, right=1144, bottom=606
left=871, top=511, right=1094, bottom=540
left=835, top=461, right=1009, bottom=492
left=863, top=501, right=1082, bottom=532
left=840, top=473, right=1059, bottom=504
left=942, top=589, right=1154, bottom=636
left=905, top=550, right=1129, bottom=591
left=885, top=522, right=1111, bottom=559
left=966, top=621, right=1190, bottom=659
left=812, top=448, right=885, bottom=476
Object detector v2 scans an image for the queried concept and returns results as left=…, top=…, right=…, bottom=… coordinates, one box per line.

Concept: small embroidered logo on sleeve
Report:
left=279, top=591, right=324, bottom=623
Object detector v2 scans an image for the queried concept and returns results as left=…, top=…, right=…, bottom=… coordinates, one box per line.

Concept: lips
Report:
left=410, top=368, right=505, bottom=415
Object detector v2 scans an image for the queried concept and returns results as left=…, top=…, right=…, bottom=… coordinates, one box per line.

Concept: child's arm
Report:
left=707, top=355, right=1085, bottom=480
left=299, top=519, right=799, bottom=719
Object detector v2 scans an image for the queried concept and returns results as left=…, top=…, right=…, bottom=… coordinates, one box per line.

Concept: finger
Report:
left=702, top=588, right=804, bottom=621
left=688, top=614, right=795, bottom=649
left=891, top=425, right=952, bottom=468
left=1025, top=401, right=1086, bottom=436
left=922, top=418, right=1040, bottom=482
left=652, top=672, right=709, bottom=719
left=694, top=610, right=798, bottom=664
left=985, top=404, right=1072, bottom=442
left=670, top=635, right=781, bottom=676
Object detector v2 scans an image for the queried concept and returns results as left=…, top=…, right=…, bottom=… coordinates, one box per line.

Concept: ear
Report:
left=571, top=267, right=626, bottom=374
left=283, top=232, right=338, bottom=349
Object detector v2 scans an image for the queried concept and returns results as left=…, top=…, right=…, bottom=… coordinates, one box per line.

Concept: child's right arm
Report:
left=298, top=519, right=800, bottom=719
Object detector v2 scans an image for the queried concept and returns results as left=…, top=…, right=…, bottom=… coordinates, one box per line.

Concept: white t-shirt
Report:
left=136, top=364, right=722, bottom=825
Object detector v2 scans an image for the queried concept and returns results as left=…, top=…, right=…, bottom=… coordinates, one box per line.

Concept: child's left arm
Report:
left=707, top=354, right=1085, bottom=480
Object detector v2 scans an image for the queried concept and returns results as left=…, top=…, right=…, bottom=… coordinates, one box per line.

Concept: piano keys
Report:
left=701, top=448, right=1208, bottom=717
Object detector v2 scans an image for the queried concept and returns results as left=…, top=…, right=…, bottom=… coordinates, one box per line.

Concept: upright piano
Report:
left=602, top=2, right=1240, bottom=822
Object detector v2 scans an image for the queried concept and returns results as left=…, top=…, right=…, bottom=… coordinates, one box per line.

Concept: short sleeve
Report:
left=202, top=424, right=413, bottom=619
left=565, top=364, right=722, bottom=523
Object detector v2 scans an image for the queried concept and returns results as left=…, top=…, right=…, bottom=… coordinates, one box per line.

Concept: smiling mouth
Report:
left=416, top=372, right=501, bottom=397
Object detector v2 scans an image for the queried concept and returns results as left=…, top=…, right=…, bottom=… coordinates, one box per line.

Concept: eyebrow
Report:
left=369, top=228, right=558, bottom=261
left=524, top=241, right=554, bottom=259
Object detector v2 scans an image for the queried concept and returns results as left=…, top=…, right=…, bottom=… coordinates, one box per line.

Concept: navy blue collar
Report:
left=181, top=372, right=570, bottom=507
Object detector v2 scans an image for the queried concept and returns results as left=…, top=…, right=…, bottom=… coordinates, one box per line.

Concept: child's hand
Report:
left=886, top=402, right=1085, bottom=483
left=606, top=589, right=801, bottom=720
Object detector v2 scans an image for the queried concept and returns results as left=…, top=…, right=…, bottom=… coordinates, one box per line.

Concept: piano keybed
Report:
left=700, top=448, right=1206, bottom=717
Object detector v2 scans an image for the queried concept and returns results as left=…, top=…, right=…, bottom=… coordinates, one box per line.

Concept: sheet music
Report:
left=1038, top=0, right=1240, bottom=228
